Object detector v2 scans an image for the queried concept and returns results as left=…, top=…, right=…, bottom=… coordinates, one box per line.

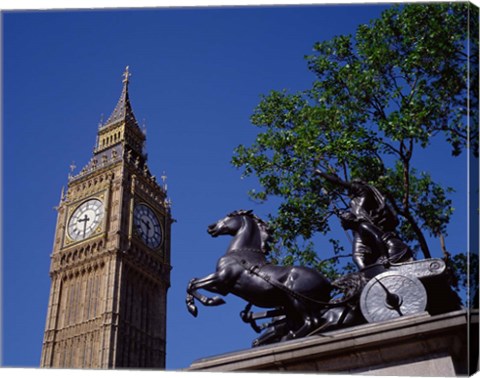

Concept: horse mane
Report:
left=227, top=210, right=274, bottom=254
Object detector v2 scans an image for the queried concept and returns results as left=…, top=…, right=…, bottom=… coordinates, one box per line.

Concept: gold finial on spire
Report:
left=161, top=171, right=168, bottom=192
left=68, top=161, right=76, bottom=180
left=122, top=65, right=131, bottom=84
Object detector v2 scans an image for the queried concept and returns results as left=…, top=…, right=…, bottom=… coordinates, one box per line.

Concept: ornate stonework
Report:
left=41, top=68, right=172, bottom=369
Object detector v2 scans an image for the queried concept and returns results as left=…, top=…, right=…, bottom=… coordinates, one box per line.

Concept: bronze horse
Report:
left=186, top=210, right=335, bottom=342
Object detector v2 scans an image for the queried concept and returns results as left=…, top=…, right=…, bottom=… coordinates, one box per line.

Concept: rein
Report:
left=230, top=252, right=342, bottom=308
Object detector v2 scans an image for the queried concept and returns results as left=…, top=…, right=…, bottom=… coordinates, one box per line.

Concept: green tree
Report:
left=232, top=3, right=478, bottom=277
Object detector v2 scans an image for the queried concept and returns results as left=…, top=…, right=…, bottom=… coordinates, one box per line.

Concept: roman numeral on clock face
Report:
left=68, top=199, right=104, bottom=241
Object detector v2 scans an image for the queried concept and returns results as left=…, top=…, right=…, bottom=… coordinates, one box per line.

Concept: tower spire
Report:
left=93, top=66, right=146, bottom=159
left=122, top=65, right=131, bottom=85
left=102, top=65, right=138, bottom=128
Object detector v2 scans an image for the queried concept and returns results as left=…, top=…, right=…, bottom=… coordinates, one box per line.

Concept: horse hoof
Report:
left=187, top=303, right=198, bottom=317
left=285, top=331, right=296, bottom=340
left=240, top=310, right=251, bottom=322
left=207, top=296, right=226, bottom=306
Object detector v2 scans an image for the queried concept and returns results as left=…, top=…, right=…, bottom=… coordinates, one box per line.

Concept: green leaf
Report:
left=232, top=3, right=477, bottom=277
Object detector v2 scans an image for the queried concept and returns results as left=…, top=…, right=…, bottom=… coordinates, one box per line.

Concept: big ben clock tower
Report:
left=41, top=67, right=172, bottom=369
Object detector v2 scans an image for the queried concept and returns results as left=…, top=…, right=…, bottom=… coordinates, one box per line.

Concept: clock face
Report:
left=133, top=204, right=162, bottom=249
left=68, top=199, right=104, bottom=241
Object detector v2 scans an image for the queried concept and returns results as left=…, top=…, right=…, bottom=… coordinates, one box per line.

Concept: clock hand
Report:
left=142, top=219, right=152, bottom=236
left=78, top=214, right=90, bottom=238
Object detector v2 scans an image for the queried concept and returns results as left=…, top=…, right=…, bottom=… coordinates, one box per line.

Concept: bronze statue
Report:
left=315, top=169, right=400, bottom=269
left=186, top=209, right=458, bottom=347
left=337, top=210, right=413, bottom=267
left=186, top=210, right=335, bottom=343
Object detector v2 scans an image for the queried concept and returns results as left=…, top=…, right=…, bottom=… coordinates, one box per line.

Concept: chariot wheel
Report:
left=360, top=271, right=427, bottom=323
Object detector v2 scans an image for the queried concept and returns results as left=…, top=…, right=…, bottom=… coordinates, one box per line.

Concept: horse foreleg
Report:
left=189, top=273, right=228, bottom=304
left=187, top=278, right=212, bottom=303
left=253, top=317, right=288, bottom=347
left=186, top=273, right=227, bottom=316
left=286, top=313, right=320, bottom=340
left=189, top=272, right=224, bottom=293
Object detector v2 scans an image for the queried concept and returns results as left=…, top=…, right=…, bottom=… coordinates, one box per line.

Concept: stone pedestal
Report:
left=188, top=309, right=477, bottom=376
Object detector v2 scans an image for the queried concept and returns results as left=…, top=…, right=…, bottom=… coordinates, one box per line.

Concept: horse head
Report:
left=207, top=210, right=273, bottom=254
left=207, top=210, right=248, bottom=237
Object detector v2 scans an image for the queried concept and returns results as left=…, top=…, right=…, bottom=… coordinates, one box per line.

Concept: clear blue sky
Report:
left=2, top=2, right=473, bottom=371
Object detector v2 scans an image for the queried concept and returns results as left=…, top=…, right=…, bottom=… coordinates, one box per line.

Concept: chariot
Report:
left=186, top=210, right=460, bottom=347
left=239, top=257, right=458, bottom=346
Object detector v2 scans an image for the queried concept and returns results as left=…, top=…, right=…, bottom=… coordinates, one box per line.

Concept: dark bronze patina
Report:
left=186, top=205, right=460, bottom=347
left=315, top=169, right=401, bottom=269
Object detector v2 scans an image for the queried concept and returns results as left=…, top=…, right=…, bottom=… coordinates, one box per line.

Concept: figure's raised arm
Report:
left=314, top=169, right=352, bottom=191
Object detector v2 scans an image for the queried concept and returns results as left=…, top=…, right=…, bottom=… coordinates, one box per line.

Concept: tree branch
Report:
left=385, top=191, right=431, bottom=259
